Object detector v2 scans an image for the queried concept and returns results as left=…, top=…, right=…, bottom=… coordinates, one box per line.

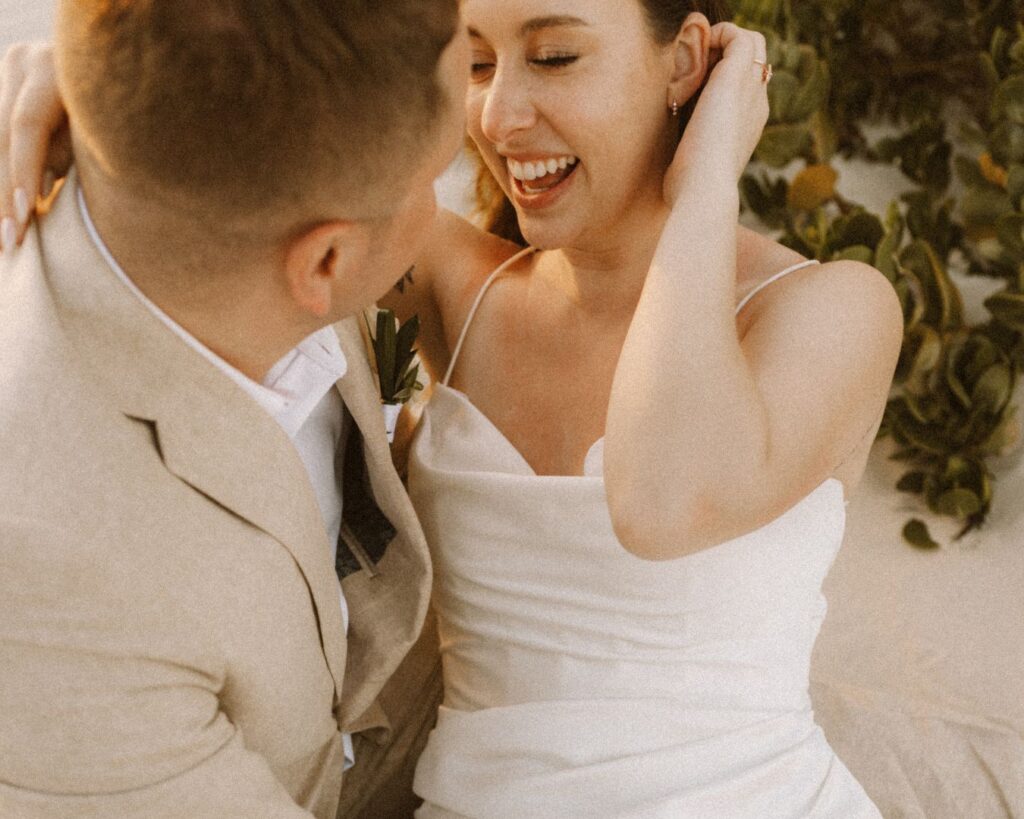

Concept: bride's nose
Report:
left=479, top=68, right=538, bottom=145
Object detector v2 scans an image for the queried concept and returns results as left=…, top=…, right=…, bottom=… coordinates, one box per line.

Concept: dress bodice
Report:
left=410, top=382, right=846, bottom=716
left=405, top=249, right=880, bottom=818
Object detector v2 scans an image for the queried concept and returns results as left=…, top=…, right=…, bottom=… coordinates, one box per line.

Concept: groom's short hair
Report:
left=56, top=0, right=459, bottom=221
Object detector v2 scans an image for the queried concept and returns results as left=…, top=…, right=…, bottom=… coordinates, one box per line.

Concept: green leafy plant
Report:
left=739, top=3, right=1024, bottom=547
left=364, top=309, right=424, bottom=405
left=959, top=24, right=1024, bottom=362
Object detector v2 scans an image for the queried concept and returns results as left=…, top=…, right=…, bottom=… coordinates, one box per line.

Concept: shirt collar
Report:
left=77, top=184, right=347, bottom=438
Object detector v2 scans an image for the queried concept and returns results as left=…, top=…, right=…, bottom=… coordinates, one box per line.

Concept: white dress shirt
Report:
left=78, top=186, right=356, bottom=769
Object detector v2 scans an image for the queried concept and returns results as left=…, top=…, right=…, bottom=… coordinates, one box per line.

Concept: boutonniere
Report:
left=363, top=308, right=424, bottom=443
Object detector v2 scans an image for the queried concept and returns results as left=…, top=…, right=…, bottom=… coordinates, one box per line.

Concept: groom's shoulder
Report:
left=0, top=316, right=188, bottom=616
left=0, top=345, right=133, bottom=533
left=0, top=228, right=135, bottom=516
left=0, top=206, right=75, bottom=365
left=0, top=224, right=84, bottom=398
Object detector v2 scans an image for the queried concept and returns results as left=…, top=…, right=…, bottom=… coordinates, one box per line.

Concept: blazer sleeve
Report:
left=0, top=517, right=314, bottom=819
left=0, top=734, right=315, bottom=819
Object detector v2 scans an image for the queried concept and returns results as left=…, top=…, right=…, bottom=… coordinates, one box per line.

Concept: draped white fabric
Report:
left=409, top=383, right=881, bottom=818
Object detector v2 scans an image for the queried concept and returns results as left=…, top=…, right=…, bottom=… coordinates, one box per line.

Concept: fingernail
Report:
left=42, top=170, right=55, bottom=199
left=14, top=188, right=30, bottom=225
left=1, top=217, right=17, bottom=254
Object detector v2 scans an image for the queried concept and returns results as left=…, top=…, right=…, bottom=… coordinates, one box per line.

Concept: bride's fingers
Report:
left=707, top=23, right=767, bottom=71
left=8, top=107, right=68, bottom=248
left=6, top=44, right=64, bottom=248
left=0, top=45, right=28, bottom=253
left=706, top=23, right=752, bottom=54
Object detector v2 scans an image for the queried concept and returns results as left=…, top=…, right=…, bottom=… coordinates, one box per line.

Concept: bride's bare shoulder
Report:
left=734, top=225, right=901, bottom=347
left=419, top=208, right=527, bottom=320
left=734, top=225, right=899, bottom=339
left=735, top=225, right=809, bottom=287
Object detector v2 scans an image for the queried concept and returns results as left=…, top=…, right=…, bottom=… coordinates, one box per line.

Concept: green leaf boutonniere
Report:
left=364, top=308, right=424, bottom=442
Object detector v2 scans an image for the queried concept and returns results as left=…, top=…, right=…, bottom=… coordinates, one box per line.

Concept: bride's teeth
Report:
left=506, top=155, right=579, bottom=190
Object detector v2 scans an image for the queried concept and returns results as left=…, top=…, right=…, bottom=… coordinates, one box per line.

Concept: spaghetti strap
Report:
left=442, top=246, right=537, bottom=386
left=443, top=252, right=816, bottom=385
left=733, top=259, right=820, bottom=316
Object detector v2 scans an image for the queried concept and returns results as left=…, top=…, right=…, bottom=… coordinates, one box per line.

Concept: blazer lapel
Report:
left=332, top=317, right=433, bottom=730
left=40, top=174, right=349, bottom=709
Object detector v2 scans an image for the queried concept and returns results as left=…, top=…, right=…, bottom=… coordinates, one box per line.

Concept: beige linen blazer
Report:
left=0, top=177, right=433, bottom=818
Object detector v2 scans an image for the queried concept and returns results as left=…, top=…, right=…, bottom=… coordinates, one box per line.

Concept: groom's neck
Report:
left=75, top=157, right=316, bottom=382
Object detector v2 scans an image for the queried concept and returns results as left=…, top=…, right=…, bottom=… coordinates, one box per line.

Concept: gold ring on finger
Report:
left=753, top=59, right=774, bottom=83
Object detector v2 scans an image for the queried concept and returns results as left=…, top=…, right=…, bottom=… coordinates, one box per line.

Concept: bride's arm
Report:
left=603, top=24, right=903, bottom=560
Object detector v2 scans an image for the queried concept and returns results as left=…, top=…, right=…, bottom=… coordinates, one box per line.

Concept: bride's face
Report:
left=462, top=0, right=679, bottom=250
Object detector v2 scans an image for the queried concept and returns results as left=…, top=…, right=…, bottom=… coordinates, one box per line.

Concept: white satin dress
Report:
left=408, top=249, right=882, bottom=818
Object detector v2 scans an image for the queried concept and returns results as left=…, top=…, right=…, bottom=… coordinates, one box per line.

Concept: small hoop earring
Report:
left=671, top=99, right=679, bottom=117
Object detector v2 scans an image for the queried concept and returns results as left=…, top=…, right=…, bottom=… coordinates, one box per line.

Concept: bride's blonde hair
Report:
left=471, top=0, right=732, bottom=245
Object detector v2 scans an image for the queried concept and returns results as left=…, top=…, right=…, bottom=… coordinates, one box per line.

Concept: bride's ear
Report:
left=666, top=13, right=711, bottom=110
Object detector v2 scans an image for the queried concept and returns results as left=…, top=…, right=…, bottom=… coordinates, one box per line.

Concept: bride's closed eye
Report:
left=470, top=61, right=495, bottom=79
left=469, top=51, right=580, bottom=82
left=530, top=52, right=579, bottom=69
left=469, top=49, right=495, bottom=80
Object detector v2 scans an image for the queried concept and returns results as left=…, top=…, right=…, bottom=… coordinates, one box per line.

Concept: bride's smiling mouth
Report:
left=504, top=154, right=580, bottom=208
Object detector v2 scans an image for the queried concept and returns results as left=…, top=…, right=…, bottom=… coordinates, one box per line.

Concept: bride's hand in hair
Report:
left=663, top=23, right=770, bottom=205
left=0, top=42, right=71, bottom=253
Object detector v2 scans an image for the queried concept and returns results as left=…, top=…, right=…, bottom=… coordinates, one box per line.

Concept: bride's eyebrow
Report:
left=467, top=15, right=591, bottom=40
left=519, top=15, right=590, bottom=34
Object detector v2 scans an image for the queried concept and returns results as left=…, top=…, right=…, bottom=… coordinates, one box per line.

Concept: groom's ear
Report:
left=284, top=221, right=372, bottom=319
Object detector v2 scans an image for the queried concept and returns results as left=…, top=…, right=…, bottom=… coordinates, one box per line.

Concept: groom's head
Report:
left=54, top=0, right=466, bottom=320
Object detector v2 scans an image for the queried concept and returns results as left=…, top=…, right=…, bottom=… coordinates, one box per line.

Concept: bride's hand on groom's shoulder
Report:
left=0, top=42, right=71, bottom=253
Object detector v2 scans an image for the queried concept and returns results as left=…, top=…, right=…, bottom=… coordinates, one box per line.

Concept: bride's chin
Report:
left=517, top=217, right=578, bottom=252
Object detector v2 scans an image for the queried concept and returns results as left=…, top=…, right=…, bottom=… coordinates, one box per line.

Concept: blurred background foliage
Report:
left=734, top=0, right=1024, bottom=546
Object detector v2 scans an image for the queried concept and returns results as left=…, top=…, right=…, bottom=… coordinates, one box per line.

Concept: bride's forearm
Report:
left=603, top=177, right=770, bottom=558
